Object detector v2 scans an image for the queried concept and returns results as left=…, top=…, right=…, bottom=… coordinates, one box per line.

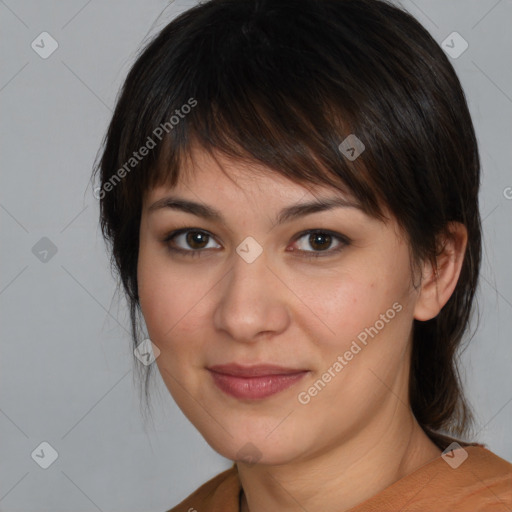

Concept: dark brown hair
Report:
left=92, top=0, right=482, bottom=449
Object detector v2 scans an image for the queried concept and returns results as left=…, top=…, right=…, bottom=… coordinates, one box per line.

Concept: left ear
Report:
left=413, top=222, right=468, bottom=321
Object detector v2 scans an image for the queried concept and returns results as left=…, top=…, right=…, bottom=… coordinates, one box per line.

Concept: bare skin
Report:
left=137, top=148, right=467, bottom=512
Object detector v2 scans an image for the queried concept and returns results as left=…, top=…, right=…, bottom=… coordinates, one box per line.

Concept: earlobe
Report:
left=413, top=222, right=468, bottom=321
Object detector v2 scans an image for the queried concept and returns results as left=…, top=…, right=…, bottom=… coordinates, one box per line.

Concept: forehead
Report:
left=144, top=146, right=355, bottom=207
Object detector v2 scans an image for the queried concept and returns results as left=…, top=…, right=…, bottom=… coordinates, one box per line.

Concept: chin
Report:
left=202, top=428, right=309, bottom=467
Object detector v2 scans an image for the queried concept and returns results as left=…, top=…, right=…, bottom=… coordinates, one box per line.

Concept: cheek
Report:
left=137, top=251, right=216, bottom=349
left=292, top=268, right=413, bottom=416
left=291, top=261, right=411, bottom=354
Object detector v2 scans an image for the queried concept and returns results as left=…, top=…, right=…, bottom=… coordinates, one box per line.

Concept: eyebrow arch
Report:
left=147, top=195, right=362, bottom=226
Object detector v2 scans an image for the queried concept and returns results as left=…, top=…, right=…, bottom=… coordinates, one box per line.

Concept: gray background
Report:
left=1, top=0, right=511, bottom=511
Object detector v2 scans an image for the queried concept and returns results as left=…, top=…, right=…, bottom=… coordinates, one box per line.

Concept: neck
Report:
left=237, top=410, right=441, bottom=512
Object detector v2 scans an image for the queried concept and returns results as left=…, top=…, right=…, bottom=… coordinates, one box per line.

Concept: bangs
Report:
left=107, top=0, right=407, bottom=221
left=151, top=87, right=383, bottom=218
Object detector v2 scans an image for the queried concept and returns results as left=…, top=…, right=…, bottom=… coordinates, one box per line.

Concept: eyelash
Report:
left=162, top=228, right=351, bottom=259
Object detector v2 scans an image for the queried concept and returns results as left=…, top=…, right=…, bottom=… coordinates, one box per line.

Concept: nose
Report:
left=213, top=245, right=291, bottom=343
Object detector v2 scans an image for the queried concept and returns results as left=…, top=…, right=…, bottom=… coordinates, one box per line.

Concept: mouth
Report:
left=207, top=363, right=309, bottom=400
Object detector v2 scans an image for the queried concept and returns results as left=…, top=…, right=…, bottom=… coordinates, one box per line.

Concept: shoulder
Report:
left=408, top=445, right=512, bottom=511
left=350, top=445, right=512, bottom=512
left=448, top=445, right=512, bottom=510
left=165, top=464, right=241, bottom=512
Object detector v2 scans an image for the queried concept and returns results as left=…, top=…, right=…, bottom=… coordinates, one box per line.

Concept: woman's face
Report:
left=138, top=148, right=422, bottom=465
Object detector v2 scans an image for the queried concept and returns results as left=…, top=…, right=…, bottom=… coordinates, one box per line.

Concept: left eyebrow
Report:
left=274, top=196, right=363, bottom=225
left=147, top=195, right=362, bottom=225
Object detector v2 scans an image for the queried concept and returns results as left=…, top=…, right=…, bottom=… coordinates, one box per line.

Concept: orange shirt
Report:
left=165, top=446, right=512, bottom=511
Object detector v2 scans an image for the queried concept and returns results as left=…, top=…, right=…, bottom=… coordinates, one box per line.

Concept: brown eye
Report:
left=185, top=231, right=210, bottom=249
left=290, top=230, right=350, bottom=258
left=308, top=233, right=333, bottom=251
left=163, top=229, right=221, bottom=255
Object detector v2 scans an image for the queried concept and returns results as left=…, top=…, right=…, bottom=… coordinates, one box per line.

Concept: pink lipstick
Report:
left=207, top=364, right=309, bottom=400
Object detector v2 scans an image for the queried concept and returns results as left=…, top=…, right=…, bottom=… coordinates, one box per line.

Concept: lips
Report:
left=208, top=363, right=308, bottom=377
left=207, top=363, right=309, bottom=400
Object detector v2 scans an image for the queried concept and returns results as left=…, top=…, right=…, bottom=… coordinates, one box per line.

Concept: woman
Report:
left=93, top=0, right=512, bottom=510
